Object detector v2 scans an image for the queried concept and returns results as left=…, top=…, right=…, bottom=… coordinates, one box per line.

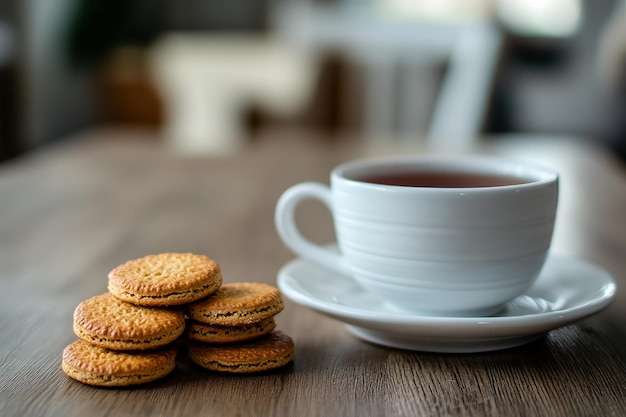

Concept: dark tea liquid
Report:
left=357, top=171, right=531, bottom=188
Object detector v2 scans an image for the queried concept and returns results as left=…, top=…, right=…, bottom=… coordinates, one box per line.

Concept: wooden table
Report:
left=1, top=128, right=625, bottom=417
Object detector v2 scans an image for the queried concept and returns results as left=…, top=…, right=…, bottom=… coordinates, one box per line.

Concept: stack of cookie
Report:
left=186, top=282, right=293, bottom=373
left=61, top=253, right=294, bottom=387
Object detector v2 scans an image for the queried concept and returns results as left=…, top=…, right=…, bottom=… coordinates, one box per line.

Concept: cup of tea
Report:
left=275, top=155, right=559, bottom=316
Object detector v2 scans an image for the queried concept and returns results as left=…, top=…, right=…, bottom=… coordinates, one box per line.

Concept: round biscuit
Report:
left=187, top=282, right=284, bottom=326
left=188, top=317, right=276, bottom=344
left=73, top=293, right=185, bottom=350
left=189, top=330, right=294, bottom=373
left=61, top=339, right=177, bottom=387
left=108, top=253, right=222, bottom=306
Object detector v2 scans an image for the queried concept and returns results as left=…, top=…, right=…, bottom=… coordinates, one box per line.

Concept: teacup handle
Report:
left=275, top=182, right=350, bottom=276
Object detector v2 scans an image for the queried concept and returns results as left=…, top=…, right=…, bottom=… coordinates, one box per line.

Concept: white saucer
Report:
left=277, top=253, right=616, bottom=353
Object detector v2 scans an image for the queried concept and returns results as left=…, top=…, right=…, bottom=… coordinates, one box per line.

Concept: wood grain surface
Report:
left=1, top=128, right=624, bottom=417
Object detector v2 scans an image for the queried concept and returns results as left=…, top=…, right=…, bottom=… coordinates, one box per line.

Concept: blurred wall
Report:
left=0, top=0, right=272, bottom=157
left=0, top=0, right=98, bottom=155
left=488, top=0, right=626, bottom=155
left=1, top=0, right=624, bottom=158
left=22, top=0, right=97, bottom=149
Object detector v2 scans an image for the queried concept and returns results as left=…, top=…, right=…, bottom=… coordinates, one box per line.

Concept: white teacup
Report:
left=275, top=155, right=559, bottom=316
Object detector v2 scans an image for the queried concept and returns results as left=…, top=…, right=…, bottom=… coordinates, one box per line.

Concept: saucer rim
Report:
left=277, top=252, right=616, bottom=338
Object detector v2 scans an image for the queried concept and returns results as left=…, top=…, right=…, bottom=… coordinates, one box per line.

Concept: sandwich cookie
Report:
left=62, top=339, right=177, bottom=387
left=187, top=282, right=284, bottom=326
left=188, top=330, right=294, bottom=373
left=73, top=292, right=185, bottom=350
left=188, top=317, right=276, bottom=344
left=108, top=253, right=222, bottom=306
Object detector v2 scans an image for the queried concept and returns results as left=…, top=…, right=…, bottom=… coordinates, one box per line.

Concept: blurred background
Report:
left=0, top=0, right=624, bottom=161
